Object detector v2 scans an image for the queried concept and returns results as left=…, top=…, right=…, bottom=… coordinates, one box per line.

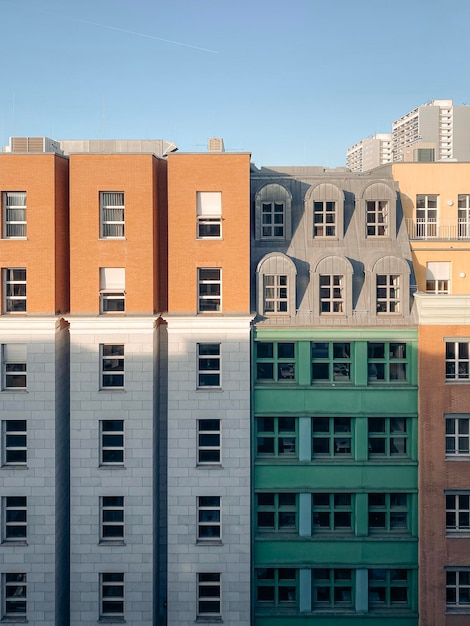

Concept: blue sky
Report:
left=1, top=0, right=470, bottom=166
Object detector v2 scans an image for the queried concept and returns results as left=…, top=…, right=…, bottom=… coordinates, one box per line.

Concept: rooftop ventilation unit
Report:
left=208, top=138, right=225, bottom=153
left=6, top=137, right=63, bottom=154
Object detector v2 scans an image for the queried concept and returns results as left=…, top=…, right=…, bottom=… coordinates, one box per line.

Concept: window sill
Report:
left=1, top=465, right=28, bottom=470
left=1, top=618, right=28, bottom=623
left=445, top=380, right=470, bottom=385
left=99, top=389, right=126, bottom=393
left=446, top=531, right=470, bottom=537
left=2, top=540, right=27, bottom=546
left=99, top=540, right=126, bottom=546
left=195, top=617, right=222, bottom=623
left=2, top=390, right=27, bottom=393
left=196, top=540, right=223, bottom=546
left=196, top=464, right=223, bottom=469
left=98, top=618, right=126, bottom=623
left=196, top=388, right=223, bottom=392
left=99, top=465, right=126, bottom=470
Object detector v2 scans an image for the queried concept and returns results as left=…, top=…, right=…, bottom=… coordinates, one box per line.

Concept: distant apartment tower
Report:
left=348, top=100, right=470, bottom=171
left=347, top=133, right=392, bottom=172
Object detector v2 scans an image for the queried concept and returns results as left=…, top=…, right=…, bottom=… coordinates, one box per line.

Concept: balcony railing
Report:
left=406, top=218, right=470, bottom=240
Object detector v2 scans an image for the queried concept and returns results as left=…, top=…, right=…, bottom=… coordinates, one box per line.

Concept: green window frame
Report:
left=312, top=493, right=353, bottom=533
left=368, top=493, right=409, bottom=533
left=255, top=568, right=297, bottom=606
left=368, top=417, right=408, bottom=457
left=445, top=415, right=470, bottom=456
left=446, top=493, right=470, bottom=532
left=367, top=342, right=408, bottom=383
left=256, top=416, right=297, bottom=458
left=256, top=493, right=297, bottom=532
left=312, top=568, right=354, bottom=610
left=368, top=569, right=410, bottom=608
left=446, top=569, right=470, bottom=608
left=311, top=342, right=351, bottom=383
left=256, top=342, right=296, bottom=382
left=312, top=417, right=352, bottom=457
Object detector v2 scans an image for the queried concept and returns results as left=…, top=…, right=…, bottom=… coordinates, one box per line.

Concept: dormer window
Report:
left=368, top=256, right=410, bottom=317
left=255, top=184, right=292, bottom=241
left=257, top=253, right=296, bottom=316
left=361, top=182, right=396, bottom=239
left=313, top=256, right=353, bottom=317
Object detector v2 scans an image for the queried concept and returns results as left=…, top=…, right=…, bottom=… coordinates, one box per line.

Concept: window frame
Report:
left=2, top=344, right=27, bottom=390
left=255, top=568, right=297, bottom=607
left=100, top=191, right=125, bottom=239
left=100, top=344, right=124, bottom=389
left=197, top=573, right=221, bottom=619
left=368, top=493, right=409, bottom=533
left=319, top=274, right=344, bottom=314
left=3, top=420, right=27, bottom=465
left=3, top=268, right=26, bottom=314
left=446, top=569, right=470, bottom=610
left=458, top=194, right=470, bottom=239
left=446, top=341, right=470, bottom=381
left=100, top=572, right=124, bottom=620
left=3, top=496, right=27, bottom=543
left=445, top=414, right=470, bottom=457
left=263, top=274, right=288, bottom=315
left=100, top=496, right=124, bottom=543
left=196, top=191, right=222, bottom=239
left=197, top=496, right=221, bottom=542
left=313, top=200, right=336, bottom=238
left=99, top=268, right=125, bottom=314
left=311, top=342, right=352, bottom=384
left=256, top=416, right=297, bottom=458
left=426, top=262, right=450, bottom=294
left=376, top=274, right=401, bottom=314
left=366, top=200, right=389, bottom=237
left=255, top=183, right=292, bottom=242
left=256, top=492, right=297, bottom=533
left=3, top=573, right=26, bottom=619
left=198, top=268, right=221, bottom=313
left=197, top=344, right=221, bottom=389
left=368, top=568, right=410, bottom=609
left=255, top=342, right=296, bottom=383
left=446, top=492, right=470, bottom=533
left=312, top=417, right=353, bottom=458
left=312, top=493, right=353, bottom=533
left=197, top=419, right=221, bottom=465
left=100, top=420, right=124, bottom=466
left=416, top=194, right=438, bottom=238
left=312, top=568, right=354, bottom=610
left=368, top=417, right=408, bottom=458
left=261, top=200, right=285, bottom=239
left=367, top=342, right=408, bottom=384
left=3, top=192, right=26, bottom=239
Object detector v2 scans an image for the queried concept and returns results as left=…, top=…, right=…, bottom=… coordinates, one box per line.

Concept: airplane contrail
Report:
left=74, top=17, right=219, bottom=54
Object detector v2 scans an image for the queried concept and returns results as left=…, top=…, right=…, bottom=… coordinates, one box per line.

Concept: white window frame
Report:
left=198, top=268, right=221, bottom=312
left=261, top=201, right=285, bottom=239
left=446, top=341, right=470, bottom=381
left=3, top=573, right=26, bottom=619
left=197, top=192, right=222, bottom=239
left=197, top=419, right=221, bottom=465
left=100, top=192, right=125, bottom=239
left=3, top=420, right=27, bottom=466
left=100, top=496, right=124, bottom=542
left=3, top=268, right=26, bottom=313
left=197, top=573, right=221, bottom=619
left=320, top=274, right=344, bottom=314
left=100, top=345, right=124, bottom=389
left=426, top=262, right=450, bottom=294
left=446, top=492, right=470, bottom=533
left=100, top=573, right=124, bottom=619
left=366, top=200, right=388, bottom=237
left=416, top=194, right=438, bottom=238
left=445, top=414, right=470, bottom=456
left=376, top=274, right=401, bottom=314
left=446, top=568, right=470, bottom=609
left=263, top=274, right=288, bottom=314
left=458, top=195, right=470, bottom=239
left=3, top=496, right=27, bottom=543
left=2, top=344, right=27, bottom=390
left=100, top=268, right=125, bottom=313
left=3, top=192, right=26, bottom=239
left=197, top=496, right=221, bottom=542
left=197, top=344, right=221, bottom=389
left=100, top=420, right=124, bottom=466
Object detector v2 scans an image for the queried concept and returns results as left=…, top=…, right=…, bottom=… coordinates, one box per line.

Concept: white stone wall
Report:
left=68, top=318, right=157, bottom=626
left=166, top=316, right=252, bottom=626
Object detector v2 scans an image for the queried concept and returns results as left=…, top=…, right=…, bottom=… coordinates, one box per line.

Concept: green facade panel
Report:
left=254, top=616, right=418, bottom=626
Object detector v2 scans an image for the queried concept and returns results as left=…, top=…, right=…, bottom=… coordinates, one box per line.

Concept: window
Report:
left=263, top=275, right=288, bottom=314
left=447, top=569, right=470, bottom=608
left=367, top=342, right=407, bottom=383
left=368, top=493, right=409, bottom=532
left=197, top=419, right=221, bottom=465
left=368, top=417, right=408, bottom=457
left=312, top=568, right=353, bottom=610
left=197, top=192, right=222, bottom=238
left=100, top=192, right=125, bottom=238
left=198, top=268, right=221, bottom=312
left=197, top=496, right=221, bottom=541
left=256, top=568, right=297, bottom=606
left=426, top=262, right=450, bottom=294
left=2, top=345, right=27, bottom=390
left=368, top=569, right=409, bottom=608
left=367, top=200, right=388, bottom=236
left=446, top=415, right=470, bottom=456
left=100, top=420, right=124, bottom=465
left=100, top=573, right=124, bottom=619
left=313, top=201, right=336, bottom=237
left=458, top=195, right=470, bottom=238
left=414, top=148, right=435, bottom=162
left=3, top=192, right=26, bottom=238
left=416, top=194, right=437, bottom=238
left=3, top=420, right=27, bottom=465
left=256, top=493, right=297, bottom=532
left=320, top=274, right=344, bottom=314
left=312, top=417, right=352, bottom=457
left=197, top=573, right=221, bottom=619
left=446, top=493, right=470, bottom=532
left=256, top=416, right=296, bottom=457
left=311, top=342, right=351, bottom=383
left=3, top=573, right=26, bottom=618
left=262, top=201, right=285, bottom=238
left=255, top=342, right=295, bottom=382
left=312, top=493, right=353, bottom=532
left=197, top=344, right=221, bottom=388
left=3, top=497, right=27, bottom=542
left=376, top=275, right=400, bottom=313
left=100, top=497, right=124, bottom=542
left=3, top=269, right=26, bottom=313
left=446, top=341, right=470, bottom=381
left=101, top=345, right=124, bottom=389
left=100, top=268, right=125, bottom=313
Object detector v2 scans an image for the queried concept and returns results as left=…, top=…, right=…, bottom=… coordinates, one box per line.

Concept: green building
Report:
left=250, top=165, right=418, bottom=625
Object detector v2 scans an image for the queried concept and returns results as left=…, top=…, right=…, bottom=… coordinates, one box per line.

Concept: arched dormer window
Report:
left=306, top=182, right=344, bottom=239
left=255, top=184, right=292, bottom=241
left=257, top=253, right=297, bottom=316
left=360, top=182, right=396, bottom=239
left=313, top=255, right=353, bottom=317
left=368, top=255, right=410, bottom=316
